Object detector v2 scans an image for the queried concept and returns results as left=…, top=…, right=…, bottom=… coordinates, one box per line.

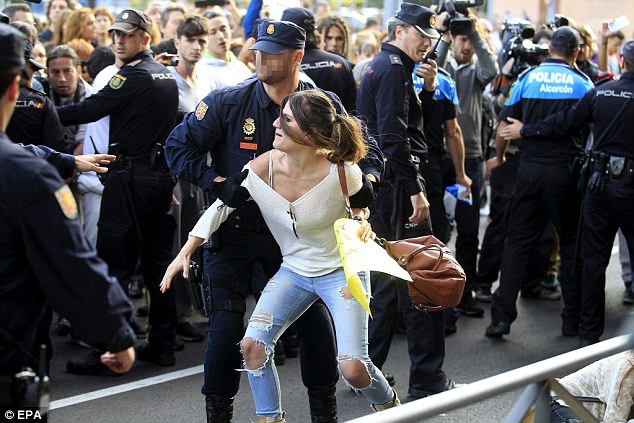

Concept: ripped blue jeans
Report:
left=241, top=267, right=393, bottom=418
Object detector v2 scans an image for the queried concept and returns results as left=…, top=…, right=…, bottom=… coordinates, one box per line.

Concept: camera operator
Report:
left=435, top=1, right=499, bottom=316
left=485, top=26, right=594, bottom=339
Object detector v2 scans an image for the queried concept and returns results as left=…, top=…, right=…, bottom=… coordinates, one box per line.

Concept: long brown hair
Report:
left=280, top=90, right=366, bottom=164
left=63, top=8, right=94, bottom=43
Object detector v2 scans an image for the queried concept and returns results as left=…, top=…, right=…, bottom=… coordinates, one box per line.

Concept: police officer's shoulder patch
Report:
left=389, top=54, right=403, bottom=66
left=195, top=101, right=209, bottom=121
left=109, top=74, right=127, bottom=90
left=54, top=185, right=78, bottom=220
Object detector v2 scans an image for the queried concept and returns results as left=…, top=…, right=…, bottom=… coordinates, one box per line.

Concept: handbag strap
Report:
left=337, top=163, right=354, bottom=219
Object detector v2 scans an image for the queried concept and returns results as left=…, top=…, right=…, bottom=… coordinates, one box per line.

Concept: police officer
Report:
left=281, top=8, right=357, bottom=113
left=6, top=40, right=69, bottom=152
left=0, top=23, right=135, bottom=408
left=55, top=9, right=180, bottom=370
left=356, top=3, right=459, bottom=397
left=166, top=20, right=383, bottom=423
left=486, top=26, right=594, bottom=338
left=500, top=40, right=634, bottom=346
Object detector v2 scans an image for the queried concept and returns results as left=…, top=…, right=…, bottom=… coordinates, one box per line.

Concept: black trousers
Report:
left=580, top=178, right=634, bottom=341
left=477, top=154, right=552, bottom=292
left=97, top=165, right=177, bottom=353
left=200, top=225, right=338, bottom=399
left=491, top=161, right=582, bottom=327
left=367, top=176, right=447, bottom=387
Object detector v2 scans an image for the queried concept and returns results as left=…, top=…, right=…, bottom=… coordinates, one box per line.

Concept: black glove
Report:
left=208, top=169, right=250, bottom=207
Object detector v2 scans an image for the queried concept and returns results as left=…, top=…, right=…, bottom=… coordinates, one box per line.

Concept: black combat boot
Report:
left=307, top=383, right=338, bottom=423
left=205, top=396, right=233, bottom=423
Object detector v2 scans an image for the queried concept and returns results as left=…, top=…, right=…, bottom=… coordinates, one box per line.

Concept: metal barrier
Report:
left=347, top=319, right=634, bottom=423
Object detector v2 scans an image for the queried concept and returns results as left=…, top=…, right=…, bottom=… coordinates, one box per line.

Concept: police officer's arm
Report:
left=41, top=96, right=72, bottom=153
left=470, top=30, right=499, bottom=88
left=165, top=93, right=225, bottom=190
left=19, top=143, right=76, bottom=178
left=375, top=66, right=424, bottom=196
left=415, top=59, right=439, bottom=125
left=518, top=90, right=595, bottom=140
left=55, top=67, right=145, bottom=126
left=19, top=163, right=136, bottom=355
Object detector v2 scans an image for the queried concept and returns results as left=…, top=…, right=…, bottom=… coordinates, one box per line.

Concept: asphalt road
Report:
left=45, top=217, right=633, bottom=423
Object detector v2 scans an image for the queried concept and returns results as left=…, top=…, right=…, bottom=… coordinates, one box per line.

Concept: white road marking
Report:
left=49, top=365, right=204, bottom=409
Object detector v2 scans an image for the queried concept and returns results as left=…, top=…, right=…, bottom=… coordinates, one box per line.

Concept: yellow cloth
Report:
left=334, top=218, right=412, bottom=315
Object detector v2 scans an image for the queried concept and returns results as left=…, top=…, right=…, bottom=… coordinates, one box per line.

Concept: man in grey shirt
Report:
left=436, top=12, right=498, bottom=316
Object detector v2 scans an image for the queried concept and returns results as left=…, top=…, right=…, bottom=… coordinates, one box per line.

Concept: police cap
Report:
left=0, top=23, right=26, bottom=70
left=621, top=40, right=634, bottom=66
left=109, top=9, right=153, bottom=35
left=281, top=8, right=315, bottom=32
left=551, top=26, right=581, bottom=51
left=394, top=3, right=440, bottom=39
left=25, top=41, right=45, bottom=70
left=249, top=20, right=306, bottom=55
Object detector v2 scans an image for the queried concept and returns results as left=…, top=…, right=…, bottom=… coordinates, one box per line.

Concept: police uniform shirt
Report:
left=500, top=58, right=593, bottom=165
left=56, top=50, right=178, bottom=158
left=522, top=72, right=634, bottom=159
left=166, top=77, right=383, bottom=191
left=301, top=47, right=357, bottom=113
left=356, top=42, right=435, bottom=196
left=6, top=86, right=70, bottom=153
left=414, top=67, right=459, bottom=158
left=0, top=132, right=135, bottom=374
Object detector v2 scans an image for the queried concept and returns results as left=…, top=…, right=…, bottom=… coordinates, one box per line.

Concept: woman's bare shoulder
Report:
left=248, top=150, right=273, bottom=181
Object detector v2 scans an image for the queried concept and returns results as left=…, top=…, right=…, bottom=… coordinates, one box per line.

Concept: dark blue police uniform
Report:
left=357, top=31, right=454, bottom=394
left=166, top=74, right=383, bottom=414
left=521, top=67, right=634, bottom=345
left=0, top=130, right=136, bottom=402
left=56, top=48, right=179, bottom=357
left=7, top=86, right=71, bottom=153
left=489, top=57, right=593, bottom=335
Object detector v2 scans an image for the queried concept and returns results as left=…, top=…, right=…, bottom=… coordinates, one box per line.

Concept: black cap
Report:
left=394, top=3, right=439, bottom=39
left=249, top=20, right=306, bottom=54
left=25, top=41, right=45, bottom=70
left=621, top=40, right=634, bottom=65
left=109, top=9, right=152, bottom=35
left=0, top=23, right=26, bottom=70
left=281, top=8, right=315, bottom=32
left=551, top=26, right=580, bottom=50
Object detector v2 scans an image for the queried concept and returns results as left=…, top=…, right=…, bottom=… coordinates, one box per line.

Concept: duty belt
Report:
left=589, top=151, right=634, bottom=183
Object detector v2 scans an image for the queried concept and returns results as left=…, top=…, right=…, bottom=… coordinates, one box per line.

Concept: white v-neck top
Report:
left=191, top=157, right=363, bottom=277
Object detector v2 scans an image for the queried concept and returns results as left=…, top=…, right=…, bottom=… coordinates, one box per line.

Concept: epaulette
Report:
left=125, top=59, right=142, bottom=67
left=24, top=85, right=45, bottom=96
left=389, top=54, right=403, bottom=66
left=516, top=66, right=536, bottom=81
left=595, top=77, right=612, bottom=86
left=570, top=66, right=594, bottom=85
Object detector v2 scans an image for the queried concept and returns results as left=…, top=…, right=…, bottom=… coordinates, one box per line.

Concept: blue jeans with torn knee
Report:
left=242, top=266, right=393, bottom=418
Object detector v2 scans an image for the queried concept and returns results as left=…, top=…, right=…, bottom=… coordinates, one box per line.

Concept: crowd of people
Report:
left=1, top=0, right=633, bottom=421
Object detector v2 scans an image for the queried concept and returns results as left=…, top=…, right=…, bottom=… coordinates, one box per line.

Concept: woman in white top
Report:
left=160, top=90, right=398, bottom=422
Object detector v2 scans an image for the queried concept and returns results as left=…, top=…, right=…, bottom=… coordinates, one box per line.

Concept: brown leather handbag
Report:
left=337, top=164, right=466, bottom=312
left=378, top=236, right=466, bottom=312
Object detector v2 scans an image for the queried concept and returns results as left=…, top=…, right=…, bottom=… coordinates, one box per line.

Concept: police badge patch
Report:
left=243, top=118, right=255, bottom=135
left=54, top=185, right=78, bottom=220
left=195, top=101, right=209, bottom=121
left=109, top=74, right=127, bottom=90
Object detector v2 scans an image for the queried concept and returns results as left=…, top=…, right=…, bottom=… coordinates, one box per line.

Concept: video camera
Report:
left=433, top=0, right=485, bottom=36
left=544, top=14, right=572, bottom=31
left=498, top=18, right=549, bottom=77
